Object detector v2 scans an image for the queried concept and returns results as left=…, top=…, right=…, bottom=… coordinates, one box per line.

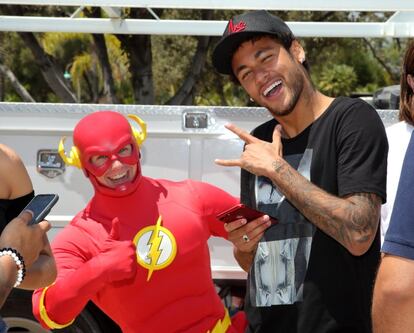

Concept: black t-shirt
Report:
left=0, top=191, right=34, bottom=234
left=241, top=97, right=387, bottom=333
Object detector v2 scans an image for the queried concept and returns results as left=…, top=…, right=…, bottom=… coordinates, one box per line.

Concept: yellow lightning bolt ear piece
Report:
left=127, top=114, right=147, bottom=147
left=58, top=137, right=82, bottom=169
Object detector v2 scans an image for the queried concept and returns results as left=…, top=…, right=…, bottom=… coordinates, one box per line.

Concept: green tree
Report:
left=0, top=7, right=408, bottom=105
left=318, top=64, right=357, bottom=96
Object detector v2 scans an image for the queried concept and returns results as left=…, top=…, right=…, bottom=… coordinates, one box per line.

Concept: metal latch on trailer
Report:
left=183, top=112, right=208, bottom=129
left=37, top=149, right=65, bottom=178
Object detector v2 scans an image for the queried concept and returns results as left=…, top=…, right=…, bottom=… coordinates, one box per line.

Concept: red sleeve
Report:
left=189, top=180, right=239, bottom=238
left=32, top=222, right=107, bottom=329
left=32, top=215, right=137, bottom=329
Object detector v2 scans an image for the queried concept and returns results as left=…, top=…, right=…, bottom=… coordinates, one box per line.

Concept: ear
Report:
left=407, top=74, right=414, bottom=92
left=289, top=40, right=306, bottom=64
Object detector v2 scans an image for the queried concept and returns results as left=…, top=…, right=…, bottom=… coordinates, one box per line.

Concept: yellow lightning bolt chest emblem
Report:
left=133, top=216, right=177, bottom=281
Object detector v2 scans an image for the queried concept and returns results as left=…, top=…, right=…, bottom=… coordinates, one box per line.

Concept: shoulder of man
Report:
left=333, top=96, right=376, bottom=113
left=328, top=96, right=383, bottom=128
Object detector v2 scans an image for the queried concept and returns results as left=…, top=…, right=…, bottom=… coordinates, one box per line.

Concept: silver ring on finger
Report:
left=242, top=234, right=250, bottom=243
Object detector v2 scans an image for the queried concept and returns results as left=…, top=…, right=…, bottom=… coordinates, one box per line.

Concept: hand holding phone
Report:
left=21, top=194, right=59, bottom=225
left=216, top=203, right=277, bottom=224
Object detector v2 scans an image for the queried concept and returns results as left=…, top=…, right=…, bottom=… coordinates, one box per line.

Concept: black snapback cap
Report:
left=212, top=10, right=295, bottom=75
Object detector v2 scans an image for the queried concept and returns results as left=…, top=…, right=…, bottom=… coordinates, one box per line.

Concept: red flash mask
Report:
left=73, top=111, right=142, bottom=197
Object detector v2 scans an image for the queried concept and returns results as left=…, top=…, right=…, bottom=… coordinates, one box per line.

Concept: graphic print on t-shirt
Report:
left=250, top=149, right=315, bottom=307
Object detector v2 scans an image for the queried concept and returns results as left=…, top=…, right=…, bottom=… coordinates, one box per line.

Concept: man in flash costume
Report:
left=32, top=111, right=246, bottom=333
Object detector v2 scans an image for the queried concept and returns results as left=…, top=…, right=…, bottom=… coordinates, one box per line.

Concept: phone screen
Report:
left=23, top=194, right=59, bottom=225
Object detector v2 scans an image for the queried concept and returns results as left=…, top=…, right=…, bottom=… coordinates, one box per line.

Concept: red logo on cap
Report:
left=228, top=20, right=246, bottom=33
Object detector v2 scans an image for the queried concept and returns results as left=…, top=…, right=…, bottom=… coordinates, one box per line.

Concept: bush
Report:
left=317, top=64, right=357, bottom=97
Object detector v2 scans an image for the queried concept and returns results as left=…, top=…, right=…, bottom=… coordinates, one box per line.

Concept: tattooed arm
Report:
left=216, top=123, right=381, bottom=256
left=271, top=157, right=381, bottom=255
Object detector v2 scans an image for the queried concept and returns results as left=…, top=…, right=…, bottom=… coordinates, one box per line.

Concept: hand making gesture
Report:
left=215, top=123, right=284, bottom=178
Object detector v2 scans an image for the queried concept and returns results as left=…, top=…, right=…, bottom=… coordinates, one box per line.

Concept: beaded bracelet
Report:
left=0, top=248, right=26, bottom=287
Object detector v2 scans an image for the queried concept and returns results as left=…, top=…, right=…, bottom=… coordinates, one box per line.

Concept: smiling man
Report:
left=31, top=111, right=247, bottom=333
left=212, top=10, right=388, bottom=333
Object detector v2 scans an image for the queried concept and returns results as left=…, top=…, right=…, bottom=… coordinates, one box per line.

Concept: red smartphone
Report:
left=216, top=203, right=277, bottom=224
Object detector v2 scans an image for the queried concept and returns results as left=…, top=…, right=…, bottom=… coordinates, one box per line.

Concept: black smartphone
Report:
left=216, top=203, right=277, bottom=224
left=21, top=194, right=59, bottom=225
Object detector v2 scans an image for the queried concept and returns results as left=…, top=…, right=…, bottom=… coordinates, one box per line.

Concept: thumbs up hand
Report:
left=98, top=217, right=137, bottom=283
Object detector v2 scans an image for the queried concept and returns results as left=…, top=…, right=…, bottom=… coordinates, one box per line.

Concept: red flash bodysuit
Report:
left=32, top=111, right=246, bottom=333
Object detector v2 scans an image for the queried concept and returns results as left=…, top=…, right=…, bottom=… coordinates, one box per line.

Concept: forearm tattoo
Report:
left=271, top=159, right=381, bottom=251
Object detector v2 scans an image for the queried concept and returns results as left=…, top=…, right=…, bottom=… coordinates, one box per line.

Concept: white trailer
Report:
left=0, top=102, right=398, bottom=332
left=0, top=0, right=408, bottom=331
